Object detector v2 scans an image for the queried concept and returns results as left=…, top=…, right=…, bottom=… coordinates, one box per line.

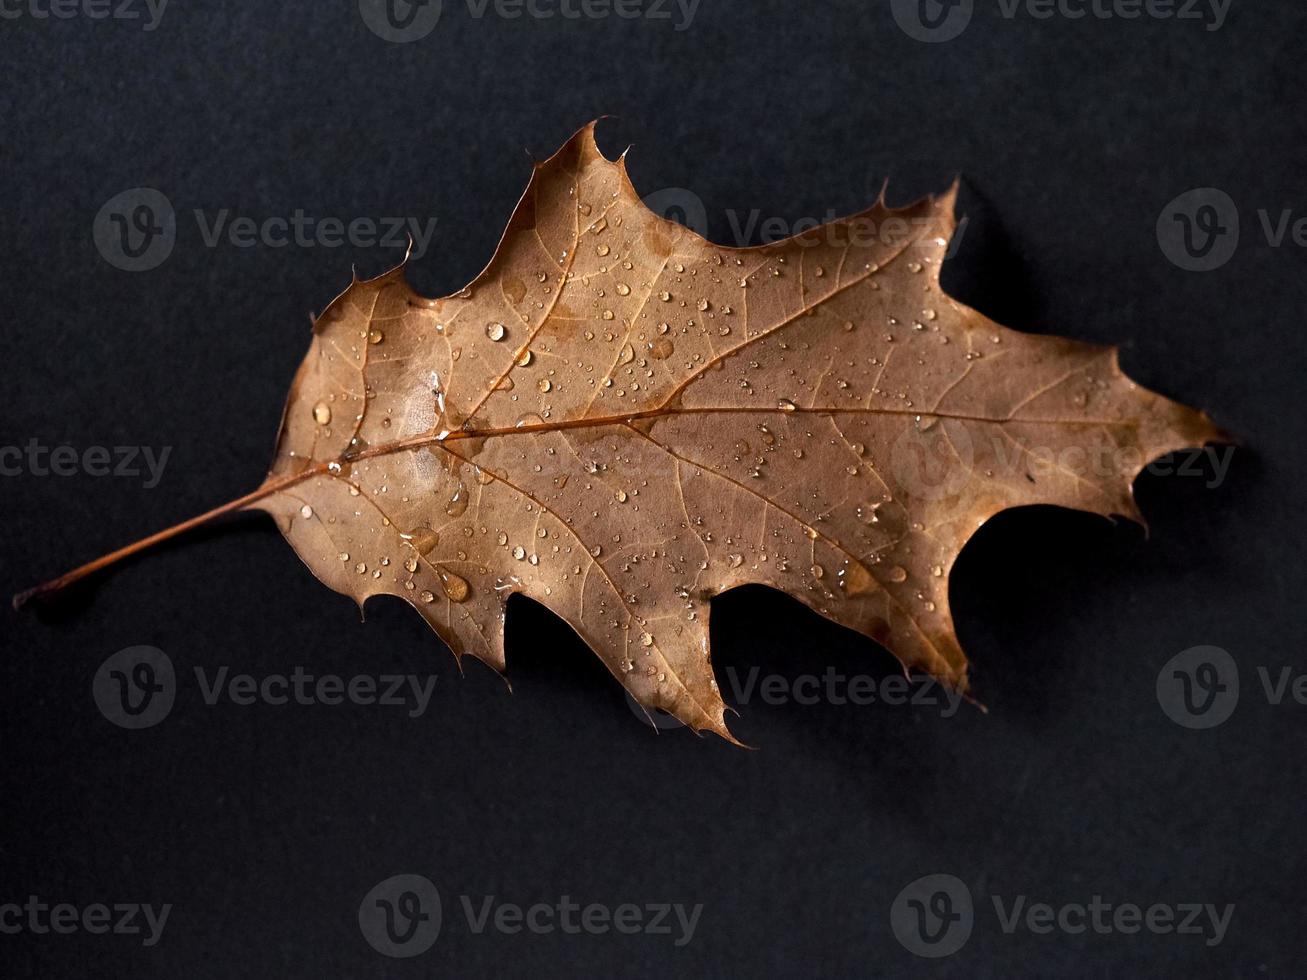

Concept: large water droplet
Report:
left=842, top=561, right=876, bottom=597
left=446, top=481, right=469, bottom=517
left=438, top=568, right=471, bottom=603
left=407, top=527, right=440, bottom=556
left=648, top=338, right=674, bottom=360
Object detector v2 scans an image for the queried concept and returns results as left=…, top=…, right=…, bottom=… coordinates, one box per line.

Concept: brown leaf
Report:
left=16, top=122, right=1222, bottom=743
left=246, top=122, right=1221, bottom=740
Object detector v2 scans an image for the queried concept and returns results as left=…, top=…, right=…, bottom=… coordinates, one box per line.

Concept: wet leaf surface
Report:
left=252, top=123, right=1221, bottom=740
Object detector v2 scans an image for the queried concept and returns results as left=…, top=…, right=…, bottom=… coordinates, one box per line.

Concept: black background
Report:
left=2, top=0, right=1304, bottom=976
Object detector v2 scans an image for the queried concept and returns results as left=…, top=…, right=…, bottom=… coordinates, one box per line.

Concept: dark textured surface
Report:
left=1, top=1, right=1302, bottom=976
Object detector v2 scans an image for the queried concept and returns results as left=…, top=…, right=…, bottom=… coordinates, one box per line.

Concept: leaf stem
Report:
left=11, top=470, right=316, bottom=612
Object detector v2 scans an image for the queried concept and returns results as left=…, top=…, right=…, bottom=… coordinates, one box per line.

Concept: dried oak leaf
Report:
left=217, top=125, right=1223, bottom=739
